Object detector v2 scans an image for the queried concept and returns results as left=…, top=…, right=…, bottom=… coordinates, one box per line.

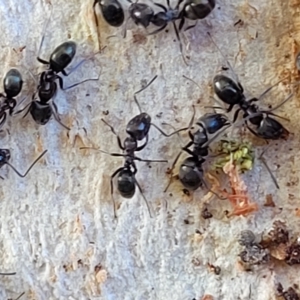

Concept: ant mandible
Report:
left=0, top=69, right=23, bottom=129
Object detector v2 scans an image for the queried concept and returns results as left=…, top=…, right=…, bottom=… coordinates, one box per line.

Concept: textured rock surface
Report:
left=0, top=0, right=299, bottom=299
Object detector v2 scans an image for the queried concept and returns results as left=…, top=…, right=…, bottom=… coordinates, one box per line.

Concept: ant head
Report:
left=0, top=149, right=10, bottom=164
left=49, top=41, right=77, bottom=73
left=197, top=113, right=229, bottom=134
left=3, top=69, right=23, bottom=99
left=126, top=112, right=151, bottom=141
left=213, top=74, right=244, bottom=106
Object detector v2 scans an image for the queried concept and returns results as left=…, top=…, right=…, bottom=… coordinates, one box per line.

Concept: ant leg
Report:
left=179, top=16, right=185, bottom=31
left=132, top=162, right=153, bottom=218
left=164, top=141, right=193, bottom=192
left=110, top=167, right=124, bottom=219
left=15, top=292, right=26, bottom=300
left=101, top=118, right=124, bottom=150
left=61, top=48, right=105, bottom=77
left=256, top=78, right=287, bottom=102
left=262, top=93, right=293, bottom=114
left=175, top=0, right=184, bottom=9
left=203, top=124, right=231, bottom=147
left=57, top=75, right=99, bottom=91
left=148, top=24, right=168, bottom=36
left=0, top=113, right=7, bottom=129
left=5, top=150, right=47, bottom=178
left=37, top=4, right=53, bottom=64
left=133, top=156, right=168, bottom=163
left=153, top=3, right=168, bottom=12
left=207, top=32, right=240, bottom=85
left=232, top=108, right=242, bottom=123
left=134, top=75, right=158, bottom=96
left=159, top=105, right=196, bottom=140
left=227, top=104, right=235, bottom=113
left=122, top=16, right=131, bottom=38
left=245, top=121, right=260, bottom=138
left=0, top=272, right=16, bottom=275
left=93, top=0, right=101, bottom=49
left=136, top=135, right=148, bottom=151
left=133, top=75, right=158, bottom=113
left=172, top=21, right=188, bottom=65
left=258, top=146, right=279, bottom=189
left=164, top=151, right=183, bottom=192
left=151, top=122, right=189, bottom=137
left=14, top=102, right=32, bottom=117
left=51, top=102, right=71, bottom=131
left=184, top=22, right=198, bottom=32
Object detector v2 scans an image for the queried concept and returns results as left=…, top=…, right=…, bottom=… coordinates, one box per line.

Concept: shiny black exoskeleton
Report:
left=166, top=112, right=229, bottom=191
left=179, top=0, right=215, bottom=30
left=0, top=69, right=23, bottom=128
left=0, top=148, right=47, bottom=179
left=94, top=0, right=125, bottom=27
left=18, top=36, right=98, bottom=129
left=98, top=118, right=167, bottom=219
left=213, top=74, right=289, bottom=140
left=128, top=0, right=181, bottom=33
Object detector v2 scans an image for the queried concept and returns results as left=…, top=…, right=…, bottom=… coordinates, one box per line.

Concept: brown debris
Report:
left=221, top=161, right=258, bottom=217
left=277, top=283, right=300, bottom=300
left=264, top=194, right=275, bottom=207
left=285, top=241, right=300, bottom=265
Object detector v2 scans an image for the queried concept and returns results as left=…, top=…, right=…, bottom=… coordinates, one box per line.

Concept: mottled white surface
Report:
left=0, top=0, right=299, bottom=299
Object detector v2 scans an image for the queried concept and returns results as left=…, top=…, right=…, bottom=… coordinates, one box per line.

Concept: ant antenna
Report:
left=135, top=179, right=154, bottom=218
left=80, top=147, right=168, bottom=163
left=15, top=292, right=26, bottom=300
left=183, top=75, right=201, bottom=91
left=37, top=4, right=53, bottom=61
left=0, top=272, right=16, bottom=275
left=258, top=146, right=279, bottom=189
left=257, top=77, right=289, bottom=102
left=93, top=0, right=102, bottom=49
left=134, top=75, right=158, bottom=113
left=5, top=150, right=47, bottom=178
left=207, top=32, right=239, bottom=84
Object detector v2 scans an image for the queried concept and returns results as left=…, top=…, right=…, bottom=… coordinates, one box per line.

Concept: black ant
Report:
left=126, top=0, right=215, bottom=63
left=0, top=69, right=23, bottom=129
left=208, top=32, right=291, bottom=140
left=165, top=105, right=230, bottom=192
left=17, top=9, right=101, bottom=130
left=126, top=0, right=183, bottom=56
left=81, top=76, right=188, bottom=218
left=0, top=149, right=47, bottom=179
